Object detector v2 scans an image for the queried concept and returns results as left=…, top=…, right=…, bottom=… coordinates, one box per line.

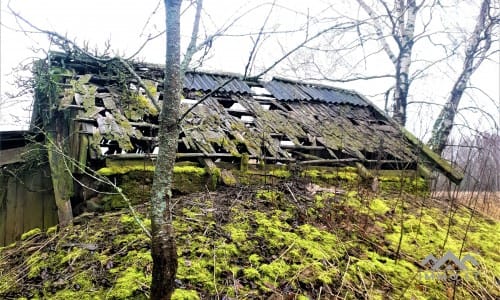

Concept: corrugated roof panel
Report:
left=264, top=80, right=312, bottom=101
left=266, top=79, right=367, bottom=106
left=183, top=72, right=252, bottom=94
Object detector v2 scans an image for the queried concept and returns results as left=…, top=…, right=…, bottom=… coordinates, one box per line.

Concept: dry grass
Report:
left=432, top=191, right=500, bottom=220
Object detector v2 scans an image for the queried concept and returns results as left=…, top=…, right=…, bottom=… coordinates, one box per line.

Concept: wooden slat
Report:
left=5, top=176, right=18, bottom=244
left=43, top=189, right=58, bottom=231
left=0, top=184, right=6, bottom=245
left=0, top=147, right=26, bottom=166
left=15, top=176, right=26, bottom=240
left=23, top=174, right=44, bottom=234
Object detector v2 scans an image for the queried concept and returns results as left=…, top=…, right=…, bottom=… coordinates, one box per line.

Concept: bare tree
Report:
left=149, top=0, right=181, bottom=298
left=428, top=0, right=499, bottom=155
left=356, top=0, right=422, bottom=125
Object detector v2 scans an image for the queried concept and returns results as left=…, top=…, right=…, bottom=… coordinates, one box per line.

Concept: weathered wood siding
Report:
left=0, top=166, right=57, bottom=246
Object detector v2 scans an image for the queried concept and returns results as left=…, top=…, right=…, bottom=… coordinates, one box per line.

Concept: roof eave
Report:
left=356, top=94, right=464, bottom=184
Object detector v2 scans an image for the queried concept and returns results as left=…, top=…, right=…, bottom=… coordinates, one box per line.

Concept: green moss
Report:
left=27, top=252, right=49, bottom=278
left=21, top=228, right=42, bottom=241
left=97, top=160, right=206, bottom=176
left=47, top=225, right=58, bottom=235
left=4, top=172, right=498, bottom=299
left=72, top=272, right=94, bottom=291
left=227, top=225, right=247, bottom=244
left=220, top=169, right=237, bottom=186
left=369, top=198, right=390, bottom=215
left=259, top=259, right=291, bottom=282
left=97, top=163, right=154, bottom=176
left=240, top=153, right=249, bottom=172
left=207, top=167, right=221, bottom=190
left=177, top=257, right=215, bottom=290
left=108, top=266, right=149, bottom=299
left=243, top=267, right=261, bottom=280
left=352, top=250, right=417, bottom=294
left=256, top=190, right=283, bottom=202
left=61, top=248, right=87, bottom=265
left=301, top=167, right=358, bottom=184
left=377, top=174, right=428, bottom=194
left=172, top=289, right=200, bottom=300
left=268, top=169, right=291, bottom=178
left=249, top=254, right=262, bottom=265
left=174, top=165, right=206, bottom=176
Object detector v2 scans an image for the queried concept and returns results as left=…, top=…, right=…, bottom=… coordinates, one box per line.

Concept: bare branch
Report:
left=181, top=0, right=203, bottom=71
left=243, top=0, right=276, bottom=78
left=248, top=22, right=359, bottom=80
left=358, top=0, right=398, bottom=63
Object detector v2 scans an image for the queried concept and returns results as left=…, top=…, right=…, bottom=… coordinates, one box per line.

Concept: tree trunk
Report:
left=47, top=113, right=74, bottom=226
left=428, top=78, right=467, bottom=155
left=357, top=0, right=418, bottom=126
left=392, top=0, right=417, bottom=126
left=150, top=0, right=182, bottom=299
left=428, top=0, right=493, bottom=155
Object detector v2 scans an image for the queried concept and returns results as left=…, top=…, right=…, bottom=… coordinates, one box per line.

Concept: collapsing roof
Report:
left=28, top=52, right=462, bottom=183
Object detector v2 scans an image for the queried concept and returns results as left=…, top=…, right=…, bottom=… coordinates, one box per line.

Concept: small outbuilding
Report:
left=0, top=52, right=462, bottom=245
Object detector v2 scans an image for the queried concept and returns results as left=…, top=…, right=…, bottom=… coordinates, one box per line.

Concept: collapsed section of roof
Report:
left=28, top=52, right=462, bottom=183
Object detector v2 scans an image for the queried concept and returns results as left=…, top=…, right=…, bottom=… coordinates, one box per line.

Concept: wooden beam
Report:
left=298, top=158, right=359, bottom=165
left=355, top=162, right=373, bottom=180
left=0, top=147, right=26, bottom=166
left=280, top=145, right=325, bottom=150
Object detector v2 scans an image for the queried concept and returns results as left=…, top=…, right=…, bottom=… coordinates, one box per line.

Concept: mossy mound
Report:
left=0, top=184, right=498, bottom=299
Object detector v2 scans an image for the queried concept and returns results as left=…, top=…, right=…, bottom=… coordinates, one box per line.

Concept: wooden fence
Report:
left=0, top=166, right=57, bottom=246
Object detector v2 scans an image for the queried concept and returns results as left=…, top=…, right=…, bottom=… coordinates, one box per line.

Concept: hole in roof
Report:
left=94, top=97, right=104, bottom=107
left=211, top=142, right=229, bottom=154
left=280, top=140, right=295, bottom=147
left=217, top=99, right=236, bottom=108
left=237, top=143, right=249, bottom=154
left=297, top=137, right=313, bottom=146
left=101, top=140, right=122, bottom=155
left=177, top=140, right=189, bottom=153
left=349, top=118, right=359, bottom=126
left=241, top=115, right=254, bottom=123
left=181, top=98, right=202, bottom=106
left=138, top=127, right=153, bottom=138
left=281, top=103, right=293, bottom=111
left=251, top=86, right=271, bottom=95
left=229, top=103, right=247, bottom=111
left=268, top=103, right=283, bottom=111
left=127, top=138, right=152, bottom=154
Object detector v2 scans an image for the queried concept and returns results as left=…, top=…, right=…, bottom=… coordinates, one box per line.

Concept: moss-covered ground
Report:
left=0, top=183, right=498, bottom=299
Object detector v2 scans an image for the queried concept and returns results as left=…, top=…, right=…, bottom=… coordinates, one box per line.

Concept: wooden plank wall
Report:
left=0, top=166, right=57, bottom=246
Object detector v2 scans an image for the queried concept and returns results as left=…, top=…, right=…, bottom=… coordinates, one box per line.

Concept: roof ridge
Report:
left=271, top=76, right=359, bottom=95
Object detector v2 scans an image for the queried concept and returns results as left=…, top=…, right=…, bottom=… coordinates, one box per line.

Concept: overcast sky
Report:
left=0, top=0, right=498, bottom=139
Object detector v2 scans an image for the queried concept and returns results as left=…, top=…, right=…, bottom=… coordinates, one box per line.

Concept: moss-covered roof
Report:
left=30, top=52, right=463, bottom=182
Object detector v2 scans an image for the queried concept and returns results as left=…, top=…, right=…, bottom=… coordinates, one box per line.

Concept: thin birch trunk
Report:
left=429, top=0, right=494, bottom=155
left=150, top=0, right=182, bottom=299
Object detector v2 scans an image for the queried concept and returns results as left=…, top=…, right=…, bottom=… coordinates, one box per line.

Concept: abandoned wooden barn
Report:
left=0, top=52, right=463, bottom=245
